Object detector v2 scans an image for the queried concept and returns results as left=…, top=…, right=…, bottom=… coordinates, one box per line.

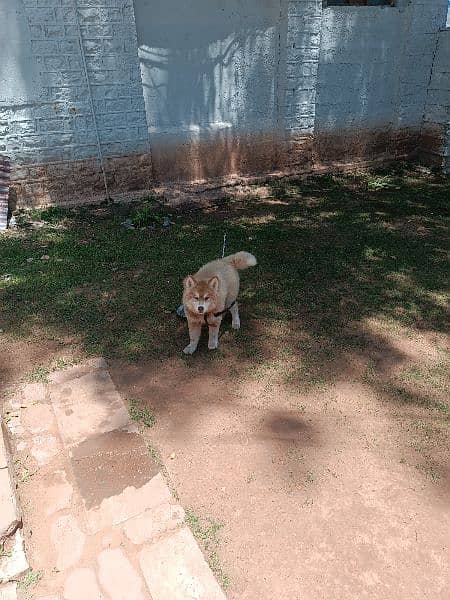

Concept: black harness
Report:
left=204, top=300, right=236, bottom=324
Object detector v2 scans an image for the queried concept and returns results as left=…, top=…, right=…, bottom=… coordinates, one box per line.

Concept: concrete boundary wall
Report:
left=1, top=0, right=448, bottom=207
left=422, top=28, right=450, bottom=171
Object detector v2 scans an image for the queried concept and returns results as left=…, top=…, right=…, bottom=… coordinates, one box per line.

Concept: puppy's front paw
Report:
left=183, top=344, right=196, bottom=355
left=208, top=341, right=219, bottom=350
left=232, top=320, right=240, bottom=330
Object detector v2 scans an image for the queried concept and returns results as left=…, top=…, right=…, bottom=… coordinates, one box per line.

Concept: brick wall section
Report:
left=2, top=0, right=151, bottom=204
left=76, top=0, right=149, bottom=158
left=282, top=0, right=322, bottom=169
left=397, top=0, right=447, bottom=132
left=314, top=4, right=407, bottom=163
left=422, top=29, right=450, bottom=171
left=312, top=0, right=448, bottom=164
left=1, top=0, right=90, bottom=165
left=2, top=0, right=448, bottom=206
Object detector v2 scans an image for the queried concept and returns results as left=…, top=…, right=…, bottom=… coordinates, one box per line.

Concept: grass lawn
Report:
left=1, top=165, right=448, bottom=376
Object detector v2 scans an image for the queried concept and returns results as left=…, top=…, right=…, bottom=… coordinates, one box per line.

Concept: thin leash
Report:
left=204, top=232, right=235, bottom=323
left=221, top=232, right=227, bottom=258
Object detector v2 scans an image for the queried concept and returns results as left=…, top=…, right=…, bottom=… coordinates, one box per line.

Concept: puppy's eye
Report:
left=204, top=296, right=209, bottom=301
left=194, top=295, right=199, bottom=300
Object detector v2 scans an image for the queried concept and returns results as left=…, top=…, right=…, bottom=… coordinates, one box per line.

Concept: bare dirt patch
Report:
left=110, top=322, right=449, bottom=600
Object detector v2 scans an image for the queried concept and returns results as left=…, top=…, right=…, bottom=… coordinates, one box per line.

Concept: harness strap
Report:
left=204, top=300, right=236, bottom=324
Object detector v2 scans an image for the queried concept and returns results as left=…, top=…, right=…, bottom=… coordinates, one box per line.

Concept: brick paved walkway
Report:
left=3, top=358, right=225, bottom=600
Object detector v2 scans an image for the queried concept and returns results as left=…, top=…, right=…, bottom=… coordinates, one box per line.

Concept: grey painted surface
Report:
left=1, top=0, right=449, bottom=171
left=316, top=6, right=403, bottom=131
left=0, top=2, right=45, bottom=103
left=424, top=29, right=450, bottom=171
left=315, top=1, right=448, bottom=133
left=134, top=0, right=280, bottom=133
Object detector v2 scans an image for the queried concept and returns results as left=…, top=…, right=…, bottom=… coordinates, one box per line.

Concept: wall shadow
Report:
left=133, top=0, right=287, bottom=180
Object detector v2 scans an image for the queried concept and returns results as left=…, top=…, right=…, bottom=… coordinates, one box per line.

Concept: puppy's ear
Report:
left=208, top=276, right=219, bottom=292
left=184, top=275, right=196, bottom=290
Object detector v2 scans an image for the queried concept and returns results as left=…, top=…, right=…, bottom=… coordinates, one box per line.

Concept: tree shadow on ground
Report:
left=1, top=166, right=448, bottom=379
left=0, top=167, right=448, bottom=484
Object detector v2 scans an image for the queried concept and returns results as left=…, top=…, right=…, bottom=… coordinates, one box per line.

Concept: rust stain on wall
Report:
left=10, top=126, right=445, bottom=208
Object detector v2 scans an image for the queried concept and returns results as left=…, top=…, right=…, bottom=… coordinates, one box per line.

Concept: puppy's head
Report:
left=183, top=276, right=219, bottom=316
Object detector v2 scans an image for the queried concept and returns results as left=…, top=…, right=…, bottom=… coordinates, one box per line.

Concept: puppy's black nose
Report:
left=197, top=305, right=204, bottom=313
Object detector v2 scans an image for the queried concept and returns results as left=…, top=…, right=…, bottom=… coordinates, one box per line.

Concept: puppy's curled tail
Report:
left=223, top=251, right=257, bottom=270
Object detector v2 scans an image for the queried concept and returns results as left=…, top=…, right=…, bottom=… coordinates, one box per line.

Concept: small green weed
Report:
left=0, top=542, right=12, bottom=558
left=185, top=509, right=230, bottom=590
left=26, top=365, right=50, bottom=383
left=415, top=462, right=441, bottom=482
left=18, top=568, right=42, bottom=590
left=366, top=174, right=401, bottom=191
left=146, top=442, right=162, bottom=464
left=208, top=550, right=231, bottom=590
left=129, top=399, right=155, bottom=427
left=305, top=471, right=315, bottom=484
left=185, top=509, right=223, bottom=546
left=130, top=202, right=170, bottom=228
left=16, top=459, right=37, bottom=483
left=33, top=206, right=71, bottom=223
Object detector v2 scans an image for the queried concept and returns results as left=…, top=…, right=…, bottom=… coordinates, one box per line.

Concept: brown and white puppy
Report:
left=182, top=251, right=257, bottom=354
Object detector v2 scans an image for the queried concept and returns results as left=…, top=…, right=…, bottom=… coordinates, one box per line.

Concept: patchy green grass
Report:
left=0, top=541, right=12, bottom=559
left=128, top=398, right=156, bottom=427
left=26, top=364, right=51, bottom=383
left=185, top=509, right=230, bottom=590
left=25, top=356, right=80, bottom=383
left=0, top=165, right=449, bottom=399
left=18, top=568, right=42, bottom=590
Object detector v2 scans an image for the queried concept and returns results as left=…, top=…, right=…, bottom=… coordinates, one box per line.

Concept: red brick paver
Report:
left=4, top=359, right=225, bottom=600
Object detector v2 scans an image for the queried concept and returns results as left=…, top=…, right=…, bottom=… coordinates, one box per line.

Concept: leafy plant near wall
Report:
left=129, top=197, right=173, bottom=228
left=131, top=204, right=165, bottom=228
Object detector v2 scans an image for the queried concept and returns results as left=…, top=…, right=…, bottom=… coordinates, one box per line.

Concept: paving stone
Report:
left=50, top=370, right=129, bottom=448
left=0, top=530, right=29, bottom=583
left=22, top=404, right=55, bottom=435
left=44, top=471, right=73, bottom=516
left=139, top=527, right=226, bottom=600
left=86, top=472, right=171, bottom=534
left=71, top=430, right=158, bottom=510
left=63, top=568, right=103, bottom=600
left=0, top=582, right=17, bottom=600
left=0, top=428, right=20, bottom=540
left=124, top=502, right=185, bottom=545
left=22, top=383, right=47, bottom=407
left=100, top=530, right=122, bottom=549
left=30, top=433, right=60, bottom=467
left=48, top=358, right=108, bottom=386
left=50, top=515, right=85, bottom=571
left=97, top=548, right=146, bottom=600
left=3, top=416, right=25, bottom=446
